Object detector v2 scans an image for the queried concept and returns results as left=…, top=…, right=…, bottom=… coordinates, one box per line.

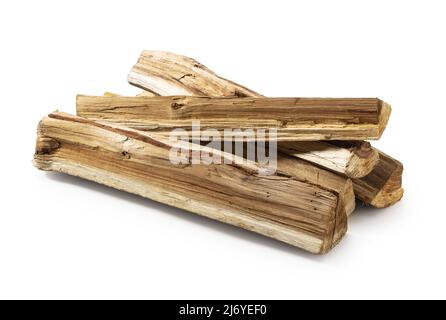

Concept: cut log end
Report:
left=377, top=101, right=392, bottom=139
left=345, top=142, right=380, bottom=178
left=353, top=151, right=404, bottom=208
left=370, top=162, right=404, bottom=208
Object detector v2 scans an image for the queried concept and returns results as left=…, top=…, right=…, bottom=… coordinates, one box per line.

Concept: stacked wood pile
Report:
left=33, top=51, right=404, bottom=254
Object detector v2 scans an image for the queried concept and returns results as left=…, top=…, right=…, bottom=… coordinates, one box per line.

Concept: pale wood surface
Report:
left=96, top=93, right=356, bottom=217
left=34, top=112, right=352, bottom=254
left=129, top=50, right=261, bottom=97
left=76, top=95, right=391, bottom=142
left=279, top=141, right=379, bottom=178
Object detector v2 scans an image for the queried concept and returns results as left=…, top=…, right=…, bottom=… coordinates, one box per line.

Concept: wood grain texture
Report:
left=126, top=51, right=382, bottom=177
left=96, top=93, right=356, bottom=216
left=76, top=95, right=391, bottom=142
left=278, top=141, right=379, bottom=178
left=95, top=92, right=356, bottom=216
left=129, top=50, right=261, bottom=97
left=98, top=93, right=378, bottom=179
left=127, top=51, right=403, bottom=206
left=353, top=151, right=404, bottom=208
left=34, top=111, right=352, bottom=254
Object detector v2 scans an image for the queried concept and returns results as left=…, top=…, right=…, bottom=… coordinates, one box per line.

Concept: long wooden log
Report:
left=34, top=111, right=353, bottom=254
left=127, top=51, right=403, bottom=206
left=76, top=95, right=391, bottom=142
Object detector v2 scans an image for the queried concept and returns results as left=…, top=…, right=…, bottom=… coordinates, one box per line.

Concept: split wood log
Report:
left=96, top=93, right=356, bottom=216
left=34, top=111, right=353, bottom=254
left=95, top=92, right=356, bottom=216
left=103, top=92, right=378, bottom=179
left=76, top=95, right=391, bottom=142
left=353, top=151, right=404, bottom=208
left=127, top=51, right=403, bottom=206
left=128, top=50, right=261, bottom=97
left=127, top=51, right=382, bottom=178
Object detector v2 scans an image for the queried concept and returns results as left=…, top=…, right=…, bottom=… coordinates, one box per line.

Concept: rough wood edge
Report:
left=129, top=50, right=262, bottom=97
left=353, top=150, right=404, bottom=208
left=279, top=141, right=379, bottom=179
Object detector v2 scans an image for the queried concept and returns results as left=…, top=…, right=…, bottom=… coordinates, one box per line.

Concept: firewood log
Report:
left=127, top=51, right=403, bottom=206
left=76, top=95, right=391, bottom=142
left=98, top=93, right=378, bottom=179
left=128, top=50, right=260, bottom=97
left=34, top=111, right=353, bottom=254
left=95, top=92, right=356, bottom=216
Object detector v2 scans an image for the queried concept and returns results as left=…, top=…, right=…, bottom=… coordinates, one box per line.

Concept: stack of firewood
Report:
left=33, top=51, right=403, bottom=254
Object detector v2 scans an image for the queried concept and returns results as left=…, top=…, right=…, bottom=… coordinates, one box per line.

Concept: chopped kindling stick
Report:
left=76, top=95, right=391, bottom=142
left=34, top=112, right=353, bottom=254
left=127, top=51, right=403, bottom=206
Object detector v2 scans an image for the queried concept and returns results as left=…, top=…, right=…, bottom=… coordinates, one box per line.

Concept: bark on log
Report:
left=34, top=111, right=352, bottom=254
left=76, top=95, right=391, bottom=142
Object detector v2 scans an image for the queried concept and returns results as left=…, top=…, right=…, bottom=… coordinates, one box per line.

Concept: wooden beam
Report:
left=34, top=111, right=352, bottom=254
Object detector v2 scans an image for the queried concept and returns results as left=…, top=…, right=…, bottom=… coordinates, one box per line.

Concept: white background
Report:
left=1, top=0, right=445, bottom=299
